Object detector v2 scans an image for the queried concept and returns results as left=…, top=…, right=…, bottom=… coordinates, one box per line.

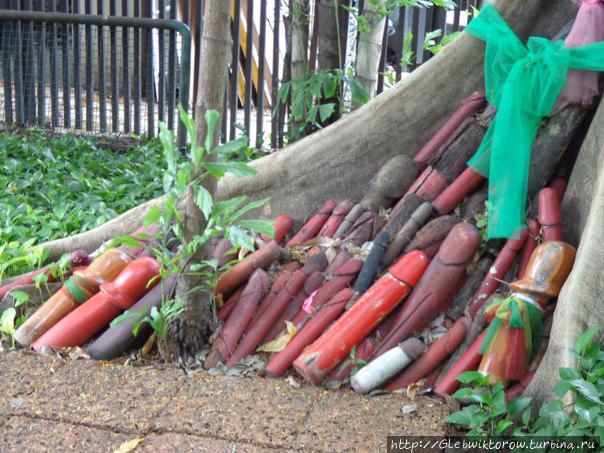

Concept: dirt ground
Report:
left=0, top=350, right=450, bottom=452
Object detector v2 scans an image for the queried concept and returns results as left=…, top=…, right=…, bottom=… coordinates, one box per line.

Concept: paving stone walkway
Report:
left=0, top=351, right=449, bottom=451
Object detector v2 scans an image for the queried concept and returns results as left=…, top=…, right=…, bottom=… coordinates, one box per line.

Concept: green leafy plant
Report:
left=470, top=201, right=490, bottom=253
left=444, top=371, right=532, bottom=436
left=276, top=69, right=369, bottom=141
left=514, top=328, right=604, bottom=442
left=445, top=329, right=604, bottom=447
left=399, top=27, right=460, bottom=70
left=401, top=29, right=415, bottom=67
left=0, top=247, right=75, bottom=342
left=111, top=106, right=274, bottom=350
left=0, top=290, right=29, bottom=347
left=0, top=239, right=49, bottom=281
left=337, top=345, right=369, bottom=378
left=0, top=131, right=167, bottom=277
left=111, top=297, right=185, bottom=343
left=423, top=30, right=461, bottom=55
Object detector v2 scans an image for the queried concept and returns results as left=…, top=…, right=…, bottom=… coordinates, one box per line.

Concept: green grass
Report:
left=0, top=131, right=166, bottom=276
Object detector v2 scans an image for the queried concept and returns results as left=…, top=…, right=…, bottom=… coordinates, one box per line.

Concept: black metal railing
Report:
left=217, top=0, right=478, bottom=149
left=0, top=5, right=191, bottom=145
left=0, top=1, right=478, bottom=150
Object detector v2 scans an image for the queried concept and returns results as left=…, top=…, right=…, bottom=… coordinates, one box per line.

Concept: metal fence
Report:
left=220, top=0, right=479, bottom=149
left=0, top=0, right=478, bottom=149
left=378, top=0, right=480, bottom=88
left=0, top=2, right=191, bottom=145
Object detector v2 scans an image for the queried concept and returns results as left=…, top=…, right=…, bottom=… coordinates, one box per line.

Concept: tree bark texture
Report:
left=291, top=0, right=311, bottom=82
left=316, top=0, right=348, bottom=124
left=352, top=0, right=386, bottom=109
left=317, top=0, right=346, bottom=71
left=166, top=0, right=233, bottom=362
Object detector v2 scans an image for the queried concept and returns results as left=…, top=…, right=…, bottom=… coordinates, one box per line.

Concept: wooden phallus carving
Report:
left=468, top=231, right=528, bottom=317
left=261, top=215, right=295, bottom=243
left=265, top=288, right=356, bottom=377
left=403, top=215, right=458, bottom=259
left=478, top=241, right=576, bottom=385
left=225, top=253, right=329, bottom=367
left=286, top=200, right=336, bottom=247
left=87, top=274, right=177, bottom=360
left=216, top=240, right=282, bottom=296
left=334, top=155, right=418, bottom=238
left=517, top=219, right=540, bottom=278
left=14, top=248, right=132, bottom=347
left=293, top=251, right=429, bottom=384
left=382, top=202, right=433, bottom=267
left=32, top=256, right=161, bottom=350
left=435, top=330, right=487, bottom=396
left=374, top=223, right=481, bottom=358
left=538, top=188, right=564, bottom=242
left=387, top=317, right=470, bottom=392
left=413, top=91, right=487, bottom=168
left=353, top=231, right=390, bottom=294
left=318, top=200, right=354, bottom=238
left=204, top=269, right=270, bottom=369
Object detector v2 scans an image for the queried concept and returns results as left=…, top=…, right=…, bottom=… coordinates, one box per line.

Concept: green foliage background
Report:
left=0, top=131, right=165, bottom=247
left=0, top=131, right=166, bottom=277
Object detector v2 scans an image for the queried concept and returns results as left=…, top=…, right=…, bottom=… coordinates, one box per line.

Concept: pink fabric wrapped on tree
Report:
left=553, top=0, right=604, bottom=113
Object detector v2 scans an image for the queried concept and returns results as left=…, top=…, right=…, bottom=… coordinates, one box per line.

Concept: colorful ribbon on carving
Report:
left=63, top=276, right=96, bottom=304
left=479, top=295, right=543, bottom=381
left=465, top=4, right=604, bottom=239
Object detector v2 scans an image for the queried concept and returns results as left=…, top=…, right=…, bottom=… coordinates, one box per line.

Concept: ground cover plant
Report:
left=0, top=131, right=167, bottom=276
left=445, top=329, right=604, bottom=448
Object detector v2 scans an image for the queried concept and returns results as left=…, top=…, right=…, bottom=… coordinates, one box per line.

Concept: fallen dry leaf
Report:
left=257, top=321, right=297, bottom=352
left=325, top=245, right=338, bottom=263
left=141, top=333, right=156, bottom=357
left=238, top=246, right=250, bottom=261
left=43, top=346, right=91, bottom=360
left=113, top=437, right=144, bottom=453
left=406, top=380, right=424, bottom=399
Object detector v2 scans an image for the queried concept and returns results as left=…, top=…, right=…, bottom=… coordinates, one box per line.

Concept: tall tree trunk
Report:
left=280, top=10, right=293, bottom=144
left=352, top=0, right=386, bottom=110
left=291, top=0, right=311, bottom=81
left=165, top=0, right=232, bottom=362
left=317, top=0, right=345, bottom=71
left=317, top=0, right=348, bottom=125
left=290, top=0, right=311, bottom=131
left=308, top=0, right=321, bottom=74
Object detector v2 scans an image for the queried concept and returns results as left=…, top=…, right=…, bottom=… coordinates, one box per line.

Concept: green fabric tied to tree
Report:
left=465, top=4, right=604, bottom=239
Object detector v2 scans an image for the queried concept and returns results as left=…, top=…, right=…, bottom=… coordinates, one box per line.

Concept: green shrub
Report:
left=445, top=328, right=604, bottom=447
